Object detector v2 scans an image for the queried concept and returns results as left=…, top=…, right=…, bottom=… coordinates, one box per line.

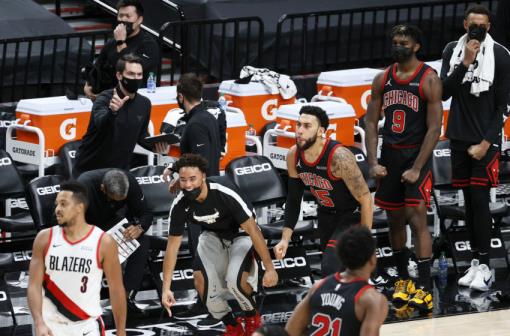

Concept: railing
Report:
left=0, top=30, right=111, bottom=103
left=274, top=0, right=498, bottom=75
left=158, top=17, right=264, bottom=84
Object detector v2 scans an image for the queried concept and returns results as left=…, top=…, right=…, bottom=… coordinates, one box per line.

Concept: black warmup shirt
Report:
left=441, top=40, right=510, bottom=149
left=73, top=89, right=151, bottom=177
left=168, top=177, right=254, bottom=240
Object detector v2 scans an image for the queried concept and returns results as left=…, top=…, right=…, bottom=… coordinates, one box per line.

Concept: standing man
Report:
left=74, top=54, right=166, bottom=178
left=441, top=5, right=510, bottom=291
left=161, top=154, right=278, bottom=336
left=365, top=24, right=442, bottom=311
left=285, top=226, right=388, bottom=336
left=273, top=105, right=373, bottom=276
left=84, top=0, right=160, bottom=99
left=28, top=181, right=126, bottom=336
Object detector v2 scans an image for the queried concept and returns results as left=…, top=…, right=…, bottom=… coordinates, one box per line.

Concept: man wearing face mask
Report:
left=365, top=24, right=442, bottom=312
left=84, top=0, right=160, bottom=100
left=440, top=5, right=510, bottom=291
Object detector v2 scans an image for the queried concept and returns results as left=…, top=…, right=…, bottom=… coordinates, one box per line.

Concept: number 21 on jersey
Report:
left=311, top=313, right=342, bottom=336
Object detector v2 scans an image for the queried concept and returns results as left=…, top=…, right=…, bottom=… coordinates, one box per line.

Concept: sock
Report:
left=393, top=249, right=409, bottom=279
left=417, top=258, right=432, bottom=290
left=479, top=252, right=490, bottom=267
left=221, top=312, right=238, bottom=326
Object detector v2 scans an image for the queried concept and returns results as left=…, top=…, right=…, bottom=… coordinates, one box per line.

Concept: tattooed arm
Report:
left=331, top=147, right=373, bottom=229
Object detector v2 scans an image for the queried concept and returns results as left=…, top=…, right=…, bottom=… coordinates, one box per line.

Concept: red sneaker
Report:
left=243, top=313, right=262, bottom=336
left=223, top=321, right=244, bottom=336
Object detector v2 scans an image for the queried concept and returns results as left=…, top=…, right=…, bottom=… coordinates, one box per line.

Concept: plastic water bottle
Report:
left=246, top=124, right=256, bottom=147
left=438, top=252, right=448, bottom=289
left=147, top=72, right=156, bottom=93
left=218, top=94, right=227, bottom=112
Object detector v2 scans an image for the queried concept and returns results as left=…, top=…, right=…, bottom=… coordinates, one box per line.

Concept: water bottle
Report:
left=218, top=94, right=227, bottom=112
left=246, top=124, right=256, bottom=147
left=147, top=72, right=156, bottom=93
left=438, top=252, right=448, bottom=289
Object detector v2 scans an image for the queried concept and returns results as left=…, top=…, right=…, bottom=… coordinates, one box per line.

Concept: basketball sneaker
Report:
left=394, top=304, right=415, bottom=319
left=458, top=259, right=479, bottom=287
left=392, top=279, right=416, bottom=307
left=408, top=288, right=433, bottom=312
left=469, top=263, right=494, bottom=292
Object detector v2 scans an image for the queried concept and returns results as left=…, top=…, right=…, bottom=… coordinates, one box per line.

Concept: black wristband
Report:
left=116, top=40, right=126, bottom=46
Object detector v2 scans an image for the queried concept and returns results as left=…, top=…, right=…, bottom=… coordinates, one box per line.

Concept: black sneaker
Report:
left=127, top=297, right=147, bottom=316
left=173, top=301, right=209, bottom=320
left=196, top=317, right=222, bottom=329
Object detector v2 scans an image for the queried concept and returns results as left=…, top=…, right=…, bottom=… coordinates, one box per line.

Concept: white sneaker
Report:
left=469, top=264, right=494, bottom=292
left=458, top=259, right=479, bottom=287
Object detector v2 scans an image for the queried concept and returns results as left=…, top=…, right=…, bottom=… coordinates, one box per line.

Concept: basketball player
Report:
left=273, top=105, right=373, bottom=276
left=365, top=25, right=442, bottom=311
left=28, top=181, right=126, bottom=336
left=285, top=226, right=388, bottom=336
left=161, top=154, right=278, bottom=336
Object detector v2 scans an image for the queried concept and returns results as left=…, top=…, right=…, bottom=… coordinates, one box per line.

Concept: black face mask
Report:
left=391, top=45, right=413, bottom=63
left=468, top=24, right=487, bottom=42
left=121, top=76, right=142, bottom=94
left=183, top=185, right=202, bottom=201
left=117, top=21, right=134, bottom=36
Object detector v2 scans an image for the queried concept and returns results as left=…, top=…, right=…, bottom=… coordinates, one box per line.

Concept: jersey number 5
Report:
left=311, top=313, right=342, bottom=336
left=310, top=187, right=334, bottom=207
left=391, top=110, right=406, bottom=133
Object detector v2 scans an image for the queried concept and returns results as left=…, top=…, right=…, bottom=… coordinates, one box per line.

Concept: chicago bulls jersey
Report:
left=296, top=139, right=358, bottom=212
left=308, top=273, right=372, bottom=336
left=381, top=62, right=433, bottom=146
left=43, top=225, right=105, bottom=322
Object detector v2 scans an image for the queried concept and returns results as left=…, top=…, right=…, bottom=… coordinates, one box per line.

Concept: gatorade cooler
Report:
left=218, top=80, right=296, bottom=135
left=441, top=98, right=451, bottom=139
left=275, top=101, right=357, bottom=148
left=316, top=68, right=380, bottom=118
left=139, top=86, right=178, bottom=134
left=15, top=96, right=92, bottom=155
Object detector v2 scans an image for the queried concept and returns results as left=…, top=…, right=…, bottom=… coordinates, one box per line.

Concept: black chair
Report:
left=59, top=140, right=82, bottom=179
left=26, top=175, right=64, bottom=230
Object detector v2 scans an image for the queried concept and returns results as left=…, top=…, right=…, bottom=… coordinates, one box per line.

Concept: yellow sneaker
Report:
left=392, top=279, right=416, bottom=307
left=408, top=288, right=433, bottom=312
left=394, top=304, right=415, bottom=319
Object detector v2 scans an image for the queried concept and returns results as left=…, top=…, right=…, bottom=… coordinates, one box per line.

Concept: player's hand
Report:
left=169, top=177, right=181, bottom=193
left=35, top=321, right=54, bottom=336
left=369, top=164, right=387, bottom=179
left=162, top=289, right=176, bottom=316
left=154, top=142, right=169, bottom=154
left=463, top=39, right=481, bottom=67
left=114, top=22, right=128, bottom=42
left=109, top=88, right=129, bottom=112
left=123, top=224, right=143, bottom=240
left=83, top=83, right=97, bottom=101
left=273, top=239, right=289, bottom=259
left=262, top=268, right=278, bottom=287
left=401, top=167, right=420, bottom=184
left=468, top=142, right=489, bottom=160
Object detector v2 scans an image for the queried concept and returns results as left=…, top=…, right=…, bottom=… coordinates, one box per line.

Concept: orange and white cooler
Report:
left=316, top=68, right=381, bottom=118
left=218, top=80, right=296, bottom=135
left=139, top=86, right=178, bottom=134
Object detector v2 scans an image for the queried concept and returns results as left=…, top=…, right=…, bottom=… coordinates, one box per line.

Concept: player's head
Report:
left=336, top=226, right=376, bottom=273
left=390, top=24, right=422, bottom=63
left=464, top=5, right=491, bottom=42
left=55, top=181, right=89, bottom=227
left=296, top=106, right=329, bottom=150
left=116, top=54, right=143, bottom=93
left=176, top=73, right=203, bottom=110
left=101, top=169, right=130, bottom=203
left=173, top=154, right=208, bottom=201
left=116, top=0, right=144, bottom=37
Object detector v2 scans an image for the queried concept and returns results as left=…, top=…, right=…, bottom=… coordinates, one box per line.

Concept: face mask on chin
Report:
left=120, top=76, right=142, bottom=94
left=391, top=45, right=413, bottom=63
left=183, top=185, right=202, bottom=201
left=468, top=24, right=487, bottom=42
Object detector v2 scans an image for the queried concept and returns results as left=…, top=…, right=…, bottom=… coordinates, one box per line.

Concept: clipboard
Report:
left=144, top=133, right=180, bottom=146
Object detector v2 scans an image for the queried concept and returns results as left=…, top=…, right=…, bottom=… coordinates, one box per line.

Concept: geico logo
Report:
left=234, top=163, right=271, bottom=176
left=9, top=198, right=28, bottom=209
left=13, top=250, right=32, bottom=262
left=262, top=256, right=307, bottom=270
left=261, top=99, right=278, bottom=121
left=455, top=238, right=503, bottom=251
left=0, top=157, right=12, bottom=166
left=354, top=153, right=365, bottom=162
left=270, top=153, right=286, bottom=161
left=36, top=185, right=61, bottom=196
left=0, top=291, right=6, bottom=301
left=136, top=175, right=166, bottom=185
left=171, top=269, right=194, bottom=281
left=0, top=120, right=14, bottom=128
left=262, top=311, right=293, bottom=324
left=60, top=118, right=77, bottom=140
left=102, top=278, right=109, bottom=288
left=375, top=247, right=393, bottom=258
left=433, top=149, right=451, bottom=157
left=68, top=150, right=76, bottom=159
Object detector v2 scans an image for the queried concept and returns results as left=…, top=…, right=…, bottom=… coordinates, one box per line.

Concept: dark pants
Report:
left=124, top=234, right=151, bottom=293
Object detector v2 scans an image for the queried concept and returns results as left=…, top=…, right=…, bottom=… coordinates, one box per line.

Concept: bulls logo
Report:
left=60, top=118, right=77, bottom=140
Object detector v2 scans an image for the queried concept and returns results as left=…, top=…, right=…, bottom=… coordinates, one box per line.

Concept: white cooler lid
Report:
left=425, top=60, right=443, bottom=74
left=138, top=86, right=177, bottom=105
left=218, top=80, right=276, bottom=96
left=443, top=98, right=451, bottom=110
left=226, top=110, right=247, bottom=127
left=16, top=96, right=93, bottom=115
left=277, top=101, right=356, bottom=120
left=317, top=68, right=381, bottom=86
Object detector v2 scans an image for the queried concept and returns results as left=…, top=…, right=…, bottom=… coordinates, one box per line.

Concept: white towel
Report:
left=448, top=33, right=495, bottom=96
left=240, top=66, right=297, bottom=99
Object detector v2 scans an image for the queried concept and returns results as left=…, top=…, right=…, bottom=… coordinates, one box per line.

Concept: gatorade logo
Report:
left=36, top=185, right=60, bottom=196
left=60, top=118, right=77, bottom=140
left=261, top=99, right=278, bottom=121
left=361, top=89, right=371, bottom=111
left=234, top=163, right=271, bottom=175
left=0, top=157, right=12, bottom=166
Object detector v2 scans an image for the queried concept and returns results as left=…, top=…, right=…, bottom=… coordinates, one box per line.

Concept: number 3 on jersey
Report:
left=391, top=110, right=406, bottom=133
left=311, top=313, right=342, bottom=336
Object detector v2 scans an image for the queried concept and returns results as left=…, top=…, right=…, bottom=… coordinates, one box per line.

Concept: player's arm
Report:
left=358, top=289, right=389, bottom=336
left=331, top=147, right=373, bottom=229
left=161, top=234, right=182, bottom=316
left=285, top=281, right=322, bottom=336
left=27, top=229, right=53, bottom=336
left=100, top=233, right=126, bottom=336
left=364, top=72, right=385, bottom=174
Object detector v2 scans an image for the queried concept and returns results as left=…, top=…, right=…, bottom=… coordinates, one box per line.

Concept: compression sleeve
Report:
left=283, top=177, right=305, bottom=230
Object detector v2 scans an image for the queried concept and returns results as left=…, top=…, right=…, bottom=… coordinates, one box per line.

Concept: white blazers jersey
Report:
left=43, top=225, right=105, bottom=322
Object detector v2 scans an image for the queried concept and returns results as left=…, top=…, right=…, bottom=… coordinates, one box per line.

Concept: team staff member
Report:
left=84, top=0, right=160, bottom=99
left=285, top=226, right=388, bottom=336
left=365, top=25, right=442, bottom=311
left=441, top=5, right=510, bottom=291
left=77, top=168, right=152, bottom=311
left=28, top=181, right=126, bottom=336
left=74, top=54, right=166, bottom=178
left=273, top=106, right=373, bottom=276
left=161, top=154, right=278, bottom=336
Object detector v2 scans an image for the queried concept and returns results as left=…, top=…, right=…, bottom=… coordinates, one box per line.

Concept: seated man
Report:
left=77, top=168, right=152, bottom=312
left=161, top=154, right=278, bottom=336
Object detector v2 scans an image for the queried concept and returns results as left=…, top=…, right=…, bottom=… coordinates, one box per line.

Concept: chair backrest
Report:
left=431, top=139, right=452, bottom=187
left=225, top=155, right=286, bottom=207
left=0, top=149, right=25, bottom=199
left=130, top=165, right=174, bottom=215
left=59, top=140, right=82, bottom=179
left=26, top=175, right=64, bottom=230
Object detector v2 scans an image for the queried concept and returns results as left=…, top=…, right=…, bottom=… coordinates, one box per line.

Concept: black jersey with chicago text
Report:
left=296, top=139, right=359, bottom=212
left=308, top=273, right=372, bottom=336
left=168, top=176, right=254, bottom=240
left=381, top=62, right=433, bottom=146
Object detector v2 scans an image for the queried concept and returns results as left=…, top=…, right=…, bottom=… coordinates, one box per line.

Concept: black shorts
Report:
left=450, top=141, right=500, bottom=188
left=375, top=144, right=433, bottom=210
left=318, top=209, right=360, bottom=251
